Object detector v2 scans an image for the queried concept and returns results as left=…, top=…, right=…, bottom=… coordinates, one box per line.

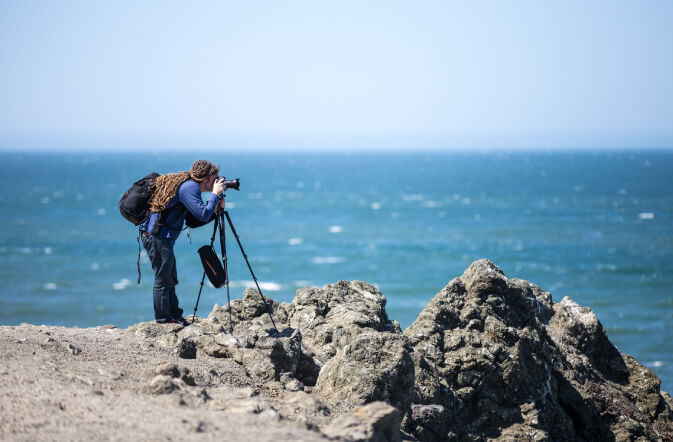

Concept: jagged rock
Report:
left=208, top=287, right=287, bottom=334
left=315, top=331, right=414, bottom=415
left=322, top=401, right=402, bottom=442
left=402, top=404, right=451, bottom=442
left=117, top=260, right=672, bottom=441
left=285, top=280, right=401, bottom=365
left=403, top=259, right=673, bottom=441
left=232, top=328, right=304, bottom=382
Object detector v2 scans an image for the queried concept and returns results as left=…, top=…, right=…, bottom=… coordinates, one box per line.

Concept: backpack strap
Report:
left=136, top=231, right=142, bottom=285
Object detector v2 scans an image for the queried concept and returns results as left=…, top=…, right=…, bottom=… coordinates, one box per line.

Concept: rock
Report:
left=232, top=328, right=304, bottom=382
left=128, top=321, right=183, bottom=338
left=208, top=288, right=286, bottom=335
left=403, top=259, right=673, bottom=441
left=116, top=259, right=671, bottom=441
left=322, top=401, right=402, bottom=442
left=175, top=338, right=197, bottom=359
left=548, top=296, right=628, bottom=383
left=155, top=363, right=196, bottom=386
left=315, top=331, right=414, bottom=415
left=67, top=343, right=82, bottom=355
left=286, top=280, right=400, bottom=365
left=402, top=404, right=450, bottom=442
left=149, top=375, right=181, bottom=394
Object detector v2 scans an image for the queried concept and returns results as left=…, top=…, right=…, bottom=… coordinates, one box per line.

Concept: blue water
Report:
left=1, top=150, right=671, bottom=392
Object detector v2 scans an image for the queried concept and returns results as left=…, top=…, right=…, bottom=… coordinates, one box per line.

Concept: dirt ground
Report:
left=0, top=323, right=330, bottom=441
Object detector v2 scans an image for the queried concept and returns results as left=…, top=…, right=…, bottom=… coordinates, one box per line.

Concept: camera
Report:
left=218, top=176, right=240, bottom=191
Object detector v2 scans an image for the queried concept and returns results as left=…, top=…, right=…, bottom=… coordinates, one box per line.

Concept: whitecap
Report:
left=371, top=202, right=381, bottom=210
left=112, top=278, right=131, bottom=290
left=288, top=238, right=303, bottom=246
left=226, top=202, right=236, bottom=209
left=328, top=225, right=342, bottom=233
left=258, top=282, right=282, bottom=291
left=91, top=263, right=100, bottom=271
left=296, top=181, right=305, bottom=188
left=97, top=208, right=106, bottom=216
left=19, top=247, right=32, bottom=255
left=423, top=201, right=439, bottom=208
left=647, top=361, right=665, bottom=368
left=639, top=212, right=654, bottom=220
left=44, top=247, right=53, bottom=255
left=44, top=282, right=57, bottom=290
left=234, top=280, right=282, bottom=291
left=402, top=194, right=424, bottom=201
left=41, top=197, right=50, bottom=204
left=312, top=256, right=344, bottom=265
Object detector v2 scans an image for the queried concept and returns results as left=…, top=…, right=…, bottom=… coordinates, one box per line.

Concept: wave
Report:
left=312, top=256, right=344, bottom=265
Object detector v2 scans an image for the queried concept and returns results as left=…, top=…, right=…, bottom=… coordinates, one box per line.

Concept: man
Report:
left=140, top=159, right=226, bottom=325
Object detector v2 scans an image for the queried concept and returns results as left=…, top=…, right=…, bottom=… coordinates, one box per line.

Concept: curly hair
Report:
left=149, top=160, right=219, bottom=213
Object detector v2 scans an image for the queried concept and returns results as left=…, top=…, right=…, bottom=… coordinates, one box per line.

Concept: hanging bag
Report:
left=198, top=245, right=226, bottom=288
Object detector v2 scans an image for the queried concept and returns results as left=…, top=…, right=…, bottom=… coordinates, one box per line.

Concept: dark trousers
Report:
left=141, top=234, right=183, bottom=322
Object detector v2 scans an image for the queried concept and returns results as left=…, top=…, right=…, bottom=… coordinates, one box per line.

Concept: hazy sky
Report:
left=1, top=1, right=672, bottom=150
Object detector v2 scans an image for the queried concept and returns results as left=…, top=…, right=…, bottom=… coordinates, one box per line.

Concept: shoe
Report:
left=174, top=316, right=190, bottom=326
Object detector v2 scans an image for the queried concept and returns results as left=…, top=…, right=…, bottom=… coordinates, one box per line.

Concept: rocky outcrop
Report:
left=403, top=260, right=673, bottom=441
left=20, top=260, right=670, bottom=441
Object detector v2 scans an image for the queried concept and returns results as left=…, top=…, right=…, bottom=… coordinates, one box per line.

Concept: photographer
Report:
left=140, top=159, right=226, bottom=325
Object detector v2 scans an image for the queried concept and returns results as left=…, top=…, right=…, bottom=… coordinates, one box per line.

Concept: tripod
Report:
left=191, top=208, right=278, bottom=333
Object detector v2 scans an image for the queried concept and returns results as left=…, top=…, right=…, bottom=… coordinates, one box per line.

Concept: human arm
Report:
left=179, top=180, right=221, bottom=223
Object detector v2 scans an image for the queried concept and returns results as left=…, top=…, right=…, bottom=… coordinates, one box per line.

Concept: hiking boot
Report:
left=174, top=316, right=190, bottom=326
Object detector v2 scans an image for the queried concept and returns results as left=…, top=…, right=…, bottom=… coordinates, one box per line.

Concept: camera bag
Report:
left=198, top=245, right=226, bottom=288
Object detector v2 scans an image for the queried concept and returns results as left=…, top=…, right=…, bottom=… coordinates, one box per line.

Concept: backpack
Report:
left=118, top=172, right=160, bottom=225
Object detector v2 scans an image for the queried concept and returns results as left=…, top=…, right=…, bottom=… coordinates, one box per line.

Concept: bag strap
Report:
left=136, top=232, right=142, bottom=285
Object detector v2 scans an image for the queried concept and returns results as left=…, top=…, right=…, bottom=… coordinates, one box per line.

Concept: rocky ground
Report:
left=1, top=260, right=672, bottom=441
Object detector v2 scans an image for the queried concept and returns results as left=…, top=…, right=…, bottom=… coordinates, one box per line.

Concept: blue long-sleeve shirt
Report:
left=141, top=180, right=220, bottom=243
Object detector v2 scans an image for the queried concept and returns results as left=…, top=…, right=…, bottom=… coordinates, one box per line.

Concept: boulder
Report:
left=403, top=259, right=673, bottom=441
left=315, top=331, right=414, bottom=415
left=208, top=287, right=287, bottom=335
left=322, top=401, right=402, bottom=442
left=286, top=280, right=400, bottom=365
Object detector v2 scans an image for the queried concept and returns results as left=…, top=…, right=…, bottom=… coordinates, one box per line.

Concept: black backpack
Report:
left=119, top=172, right=160, bottom=225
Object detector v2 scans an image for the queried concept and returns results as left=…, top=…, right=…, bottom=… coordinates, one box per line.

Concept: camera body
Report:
left=218, top=177, right=240, bottom=192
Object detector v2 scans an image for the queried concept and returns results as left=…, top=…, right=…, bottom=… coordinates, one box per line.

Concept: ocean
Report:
left=1, top=150, right=671, bottom=392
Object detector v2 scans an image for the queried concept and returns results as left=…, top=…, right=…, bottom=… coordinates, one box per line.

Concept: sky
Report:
left=1, top=1, right=672, bottom=151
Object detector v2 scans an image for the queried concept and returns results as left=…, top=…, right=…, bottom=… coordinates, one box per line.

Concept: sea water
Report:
left=0, top=150, right=671, bottom=392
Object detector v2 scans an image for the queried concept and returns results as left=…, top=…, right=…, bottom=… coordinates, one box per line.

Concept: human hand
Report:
left=212, top=177, right=225, bottom=195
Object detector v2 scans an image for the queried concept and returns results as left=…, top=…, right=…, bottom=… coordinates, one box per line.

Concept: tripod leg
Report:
left=191, top=271, right=207, bottom=322
left=223, top=211, right=278, bottom=332
left=192, top=213, right=220, bottom=321
left=218, top=211, right=233, bottom=333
